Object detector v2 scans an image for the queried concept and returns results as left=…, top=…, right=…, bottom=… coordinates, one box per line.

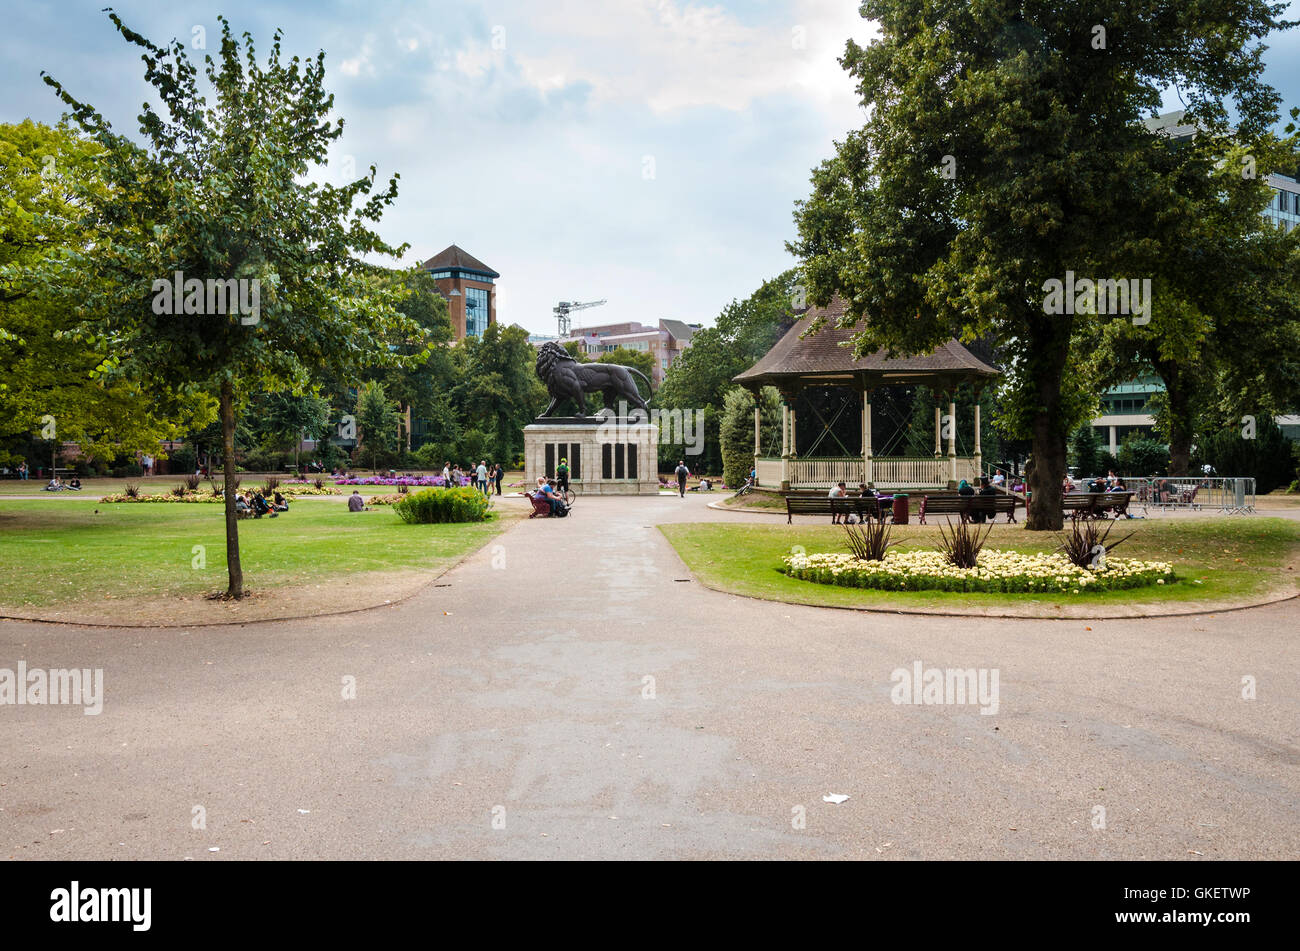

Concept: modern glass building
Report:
left=420, top=244, right=499, bottom=341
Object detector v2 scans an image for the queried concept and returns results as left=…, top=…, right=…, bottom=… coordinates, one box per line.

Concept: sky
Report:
left=2, top=1, right=1298, bottom=336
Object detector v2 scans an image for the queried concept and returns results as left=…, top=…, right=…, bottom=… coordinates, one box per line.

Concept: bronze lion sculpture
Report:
left=535, top=341, right=652, bottom=417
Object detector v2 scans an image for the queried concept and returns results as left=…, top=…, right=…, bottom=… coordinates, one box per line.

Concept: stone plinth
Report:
left=525, top=418, right=660, bottom=496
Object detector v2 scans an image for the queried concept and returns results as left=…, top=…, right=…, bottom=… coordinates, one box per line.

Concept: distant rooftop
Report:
left=421, top=244, right=500, bottom=277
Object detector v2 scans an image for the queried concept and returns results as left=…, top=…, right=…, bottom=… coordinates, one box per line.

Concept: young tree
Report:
left=790, top=1, right=1293, bottom=528
left=354, top=381, right=400, bottom=471
left=41, top=14, right=429, bottom=596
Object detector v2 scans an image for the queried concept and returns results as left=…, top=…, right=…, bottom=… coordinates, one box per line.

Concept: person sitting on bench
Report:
left=972, top=477, right=997, bottom=523
left=535, top=477, right=564, bottom=516
left=828, top=482, right=849, bottom=524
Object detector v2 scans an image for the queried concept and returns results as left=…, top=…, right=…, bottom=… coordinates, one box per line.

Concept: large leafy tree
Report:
left=451, top=322, right=546, bottom=461
left=791, top=0, right=1293, bottom=528
left=0, top=120, right=213, bottom=468
left=40, top=13, right=428, bottom=595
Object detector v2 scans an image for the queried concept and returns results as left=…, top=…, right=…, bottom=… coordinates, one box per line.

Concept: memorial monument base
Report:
left=524, top=419, right=660, bottom=496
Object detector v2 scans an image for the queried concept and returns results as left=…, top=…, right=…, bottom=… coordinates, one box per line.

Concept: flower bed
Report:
left=333, top=476, right=468, bottom=487
left=274, top=484, right=339, bottom=496
left=100, top=493, right=221, bottom=503
left=782, top=549, right=1175, bottom=594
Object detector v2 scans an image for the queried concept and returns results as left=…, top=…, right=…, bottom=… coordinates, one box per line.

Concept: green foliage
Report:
left=37, top=13, right=430, bottom=596
left=451, top=322, right=547, bottom=461
left=656, top=269, right=799, bottom=471
left=1117, top=434, right=1169, bottom=477
left=719, top=385, right=780, bottom=489
left=789, top=0, right=1295, bottom=528
left=355, top=381, right=401, bottom=470
left=0, top=120, right=215, bottom=465
left=1195, top=416, right=1297, bottom=493
left=1069, top=425, right=1103, bottom=478
left=392, top=487, right=491, bottom=524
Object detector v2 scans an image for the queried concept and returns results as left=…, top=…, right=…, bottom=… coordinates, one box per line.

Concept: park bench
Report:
left=918, top=493, right=1018, bottom=524
left=525, top=490, right=571, bottom=518
left=1061, top=491, right=1133, bottom=518
left=785, top=495, right=882, bottom=524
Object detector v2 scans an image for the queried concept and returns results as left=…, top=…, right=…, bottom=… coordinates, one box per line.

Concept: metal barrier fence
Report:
left=1115, top=476, right=1256, bottom=514
left=982, top=466, right=1257, bottom=515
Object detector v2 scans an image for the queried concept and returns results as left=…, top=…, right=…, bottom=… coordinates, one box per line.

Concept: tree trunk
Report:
left=220, top=379, right=245, bottom=598
left=1025, top=318, right=1072, bottom=530
left=1161, top=364, right=1193, bottom=477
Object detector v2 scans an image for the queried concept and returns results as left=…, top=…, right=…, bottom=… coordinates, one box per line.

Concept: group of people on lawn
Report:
left=235, top=489, right=290, bottom=518
left=441, top=461, right=504, bottom=496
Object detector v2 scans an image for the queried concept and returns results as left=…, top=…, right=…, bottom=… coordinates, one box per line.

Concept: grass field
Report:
left=661, top=517, right=1300, bottom=616
left=0, top=497, right=519, bottom=623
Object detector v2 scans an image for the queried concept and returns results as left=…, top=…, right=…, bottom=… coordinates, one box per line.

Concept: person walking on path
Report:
left=675, top=460, right=690, bottom=498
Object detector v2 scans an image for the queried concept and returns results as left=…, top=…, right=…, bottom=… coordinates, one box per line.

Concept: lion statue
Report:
left=535, top=341, right=652, bottom=417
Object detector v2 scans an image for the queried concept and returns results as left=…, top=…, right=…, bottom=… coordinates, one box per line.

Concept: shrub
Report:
left=1116, top=434, right=1168, bottom=477
left=113, top=462, right=144, bottom=478
left=171, top=482, right=188, bottom=497
left=1056, top=513, right=1134, bottom=568
left=262, top=476, right=281, bottom=496
left=184, top=473, right=202, bottom=492
left=936, top=517, right=992, bottom=569
left=168, top=445, right=197, bottom=473
left=392, top=487, right=491, bottom=524
left=313, top=478, right=326, bottom=490
left=843, top=516, right=893, bottom=561
left=124, top=482, right=140, bottom=499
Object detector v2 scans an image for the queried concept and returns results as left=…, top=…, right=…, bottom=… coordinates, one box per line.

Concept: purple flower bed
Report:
left=333, top=476, right=469, bottom=487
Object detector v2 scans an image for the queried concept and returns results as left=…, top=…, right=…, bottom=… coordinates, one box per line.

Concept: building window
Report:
left=465, top=287, right=490, bottom=337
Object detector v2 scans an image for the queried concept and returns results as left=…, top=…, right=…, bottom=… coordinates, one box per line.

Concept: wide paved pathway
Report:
left=2, top=493, right=1296, bottom=859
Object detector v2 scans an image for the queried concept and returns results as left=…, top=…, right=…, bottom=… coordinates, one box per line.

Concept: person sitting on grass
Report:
left=68, top=477, right=82, bottom=490
left=348, top=489, right=365, bottom=512
left=272, top=491, right=289, bottom=512
left=534, top=477, right=564, bottom=516
left=235, top=493, right=251, bottom=515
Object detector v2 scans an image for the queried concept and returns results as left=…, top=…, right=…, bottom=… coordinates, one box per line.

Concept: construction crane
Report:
left=553, top=299, right=606, bottom=336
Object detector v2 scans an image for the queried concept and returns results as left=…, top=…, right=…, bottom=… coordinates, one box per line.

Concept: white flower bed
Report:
left=782, top=549, right=1175, bottom=594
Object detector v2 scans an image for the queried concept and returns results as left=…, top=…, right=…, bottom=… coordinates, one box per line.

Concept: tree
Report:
left=0, top=120, right=213, bottom=468
left=719, top=385, right=781, bottom=489
left=354, top=381, right=400, bottom=471
left=1069, top=424, right=1103, bottom=478
left=655, top=269, right=799, bottom=472
left=1194, top=416, right=1296, bottom=493
left=451, top=322, right=546, bottom=462
left=1117, top=434, right=1169, bottom=477
left=41, top=13, right=428, bottom=596
left=254, top=391, right=331, bottom=471
left=791, top=0, right=1293, bottom=528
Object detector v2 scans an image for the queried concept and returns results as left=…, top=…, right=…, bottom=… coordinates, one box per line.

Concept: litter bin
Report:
left=892, top=493, right=909, bottom=525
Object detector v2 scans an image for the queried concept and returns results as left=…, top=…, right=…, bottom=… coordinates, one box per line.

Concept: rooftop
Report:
left=421, top=244, right=500, bottom=278
left=734, top=295, right=999, bottom=389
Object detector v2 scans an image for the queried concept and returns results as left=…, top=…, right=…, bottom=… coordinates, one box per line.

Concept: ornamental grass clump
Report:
left=171, top=482, right=188, bottom=497
left=392, top=486, right=491, bottom=524
left=124, top=482, right=140, bottom=499
left=261, top=476, right=281, bottom=496
left=184, top=473, right=203, bottom=492
left=1057, top=513, right=1134, bottom=568
left=843, top=515, right=894, bottom=561
left=936, top=518, right=992, bottom=569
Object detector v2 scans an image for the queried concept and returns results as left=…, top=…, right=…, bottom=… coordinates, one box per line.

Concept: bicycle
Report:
left=548, top=477, right=576, bottom=507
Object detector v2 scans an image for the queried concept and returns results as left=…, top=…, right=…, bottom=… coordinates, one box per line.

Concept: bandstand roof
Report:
left=734, top=295, right=999, bottom=391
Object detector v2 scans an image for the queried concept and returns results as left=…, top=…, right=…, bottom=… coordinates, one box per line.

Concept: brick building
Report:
left=421, top=244, right=499, bottom=341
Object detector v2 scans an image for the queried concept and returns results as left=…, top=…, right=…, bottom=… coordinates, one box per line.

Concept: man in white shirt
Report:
left=828, top=481, right=848, bottom=524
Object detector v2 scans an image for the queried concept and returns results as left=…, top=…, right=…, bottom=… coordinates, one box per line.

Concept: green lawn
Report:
left=0, top=497, right=514, bottom=611
left=661, top=518, right=1300, bottom=614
